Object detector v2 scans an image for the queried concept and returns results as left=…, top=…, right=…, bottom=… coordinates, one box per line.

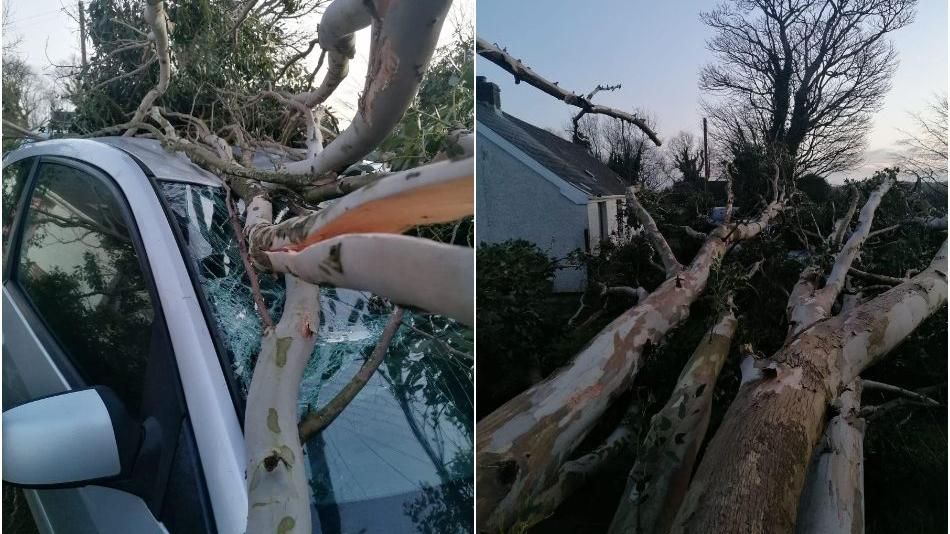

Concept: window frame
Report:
left=8, top=156, right=160, bottom=394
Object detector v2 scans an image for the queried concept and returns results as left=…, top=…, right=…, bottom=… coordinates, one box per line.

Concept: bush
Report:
left=476, top=240, right=556, bottom=417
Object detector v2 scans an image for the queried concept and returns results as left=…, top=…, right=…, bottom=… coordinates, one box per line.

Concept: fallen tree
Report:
left=63, top=0, right=473, bottom=532
left=476, top=175, right=786, bottom=530
left=670, top=172, right=947, bottom=533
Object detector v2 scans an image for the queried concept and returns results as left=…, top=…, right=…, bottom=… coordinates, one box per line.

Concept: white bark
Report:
left=910, top=215, right=948, bottom=230
left=796, top=382, right=865, bottom=534
left=245, top=275, right=320, bottom=534
left=787, top=177, right=894, bottom=338
left=477, top=198, right=784, bottom=532
left=626, top=186, right=682, bottom=276
left=610, top=309, right=738, bottom=534
left=125, top=0, right=170, bottom=134
left=267, top=233, right=473, bottom=326
left=298, top=0, right=373, bottom=107
left=284, top=0, right=453, bottom=176
left=671, top=241, right=946, bottom=533
left=840, top=239, right=948, bottom=381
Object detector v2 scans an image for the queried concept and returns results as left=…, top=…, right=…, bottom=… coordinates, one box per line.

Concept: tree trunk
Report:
left=245, top=276, right=320, bottom=534
left=609, top=309, right=738, bottom=534
left=796, top=381, right=865, bottom=534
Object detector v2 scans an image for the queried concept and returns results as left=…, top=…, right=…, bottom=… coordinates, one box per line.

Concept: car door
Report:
left=2, top=155, right=214, bottom=534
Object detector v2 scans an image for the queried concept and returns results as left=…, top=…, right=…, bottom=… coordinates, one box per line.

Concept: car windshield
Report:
left=159, top=181, right=473, bottom=534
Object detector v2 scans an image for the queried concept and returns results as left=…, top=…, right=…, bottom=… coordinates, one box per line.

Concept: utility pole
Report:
left=78, top=1, right=88, bottom=71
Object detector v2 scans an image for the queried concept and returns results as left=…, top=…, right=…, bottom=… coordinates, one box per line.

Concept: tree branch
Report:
left=626, top=186, right=682, bottom=276
left=477, top=37, right=662, bottom=146
left=297, top=306, right=404, bottom=441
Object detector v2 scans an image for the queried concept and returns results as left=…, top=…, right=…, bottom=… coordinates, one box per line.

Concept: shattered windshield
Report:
left=159, top=181, right=473, bottom=534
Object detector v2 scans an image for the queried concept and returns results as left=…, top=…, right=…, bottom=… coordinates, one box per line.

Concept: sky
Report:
left=2, top=0, right=473, bottom=126
left=476, top=0, right=949, bottom=182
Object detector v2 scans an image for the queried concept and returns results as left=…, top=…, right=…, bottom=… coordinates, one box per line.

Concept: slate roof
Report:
left=477, top=102, right=628, bottom=197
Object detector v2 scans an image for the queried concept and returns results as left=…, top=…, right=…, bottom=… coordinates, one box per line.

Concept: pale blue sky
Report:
left=477, top=0, right=948, bottom=180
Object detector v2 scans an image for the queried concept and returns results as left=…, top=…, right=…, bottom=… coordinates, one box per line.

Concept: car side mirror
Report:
left=2, top=387, right=140, bottom=487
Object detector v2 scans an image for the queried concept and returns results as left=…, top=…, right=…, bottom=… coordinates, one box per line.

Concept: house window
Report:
left=598, top=201, right=608, bottom=244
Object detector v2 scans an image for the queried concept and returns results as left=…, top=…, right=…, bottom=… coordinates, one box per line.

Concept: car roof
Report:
left=92, top=137, right=222, bottom=187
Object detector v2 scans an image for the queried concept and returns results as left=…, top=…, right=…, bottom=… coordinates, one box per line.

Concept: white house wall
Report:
left=476, top=128, right=588, bottom=292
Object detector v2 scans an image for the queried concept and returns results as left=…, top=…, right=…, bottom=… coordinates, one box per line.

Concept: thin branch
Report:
left=848, top=267, right=905, bottom=286
left=298, top=307, right=404, bottom=442
left=125, top=0, right=171, bottom=135
left=862, top=379, right=941, bottom=406
left=226, top=186, right=274, bottom=331
left=626, top=186, right=682, bottom=275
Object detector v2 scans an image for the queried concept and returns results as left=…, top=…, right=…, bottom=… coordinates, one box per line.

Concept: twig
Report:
left=862, top=380, right=941, bottom=405
left=298, top=307, right=405, bottom=441
left=226, top=186, right=274, bottom=331
left=848, top=267, right=905, bottom=285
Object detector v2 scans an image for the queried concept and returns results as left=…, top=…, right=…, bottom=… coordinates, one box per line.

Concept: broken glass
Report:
left=159, top=182, right=473, bottom=534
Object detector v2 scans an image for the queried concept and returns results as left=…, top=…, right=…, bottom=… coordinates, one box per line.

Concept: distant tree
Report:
left=571, top=114, right=665, bottom=186
left=702, top=0, right=917, bottom=182
left=668, top=131, right=705, bottom=184
left=898, top=92, right=948, bottom=182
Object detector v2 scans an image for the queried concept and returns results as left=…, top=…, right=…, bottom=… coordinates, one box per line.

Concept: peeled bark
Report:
left=245, top=276, right=320, bottom=534
left=610, top=309, right=738, bottom=534
left=247, top=156, right=473, bottom=266
left=796, top=382, right=865, bottom=534
left=476, top=199, right=783, bottom=532
left=530, top=402, right=643, bottom=524
left=671, top=241, right=947, bottom=534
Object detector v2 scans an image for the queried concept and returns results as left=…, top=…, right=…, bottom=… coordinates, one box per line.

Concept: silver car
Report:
left=2, top=138, right=474, bottom=534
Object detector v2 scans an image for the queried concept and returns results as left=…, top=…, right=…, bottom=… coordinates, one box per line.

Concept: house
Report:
left=475, top=77, right=630, bottom=292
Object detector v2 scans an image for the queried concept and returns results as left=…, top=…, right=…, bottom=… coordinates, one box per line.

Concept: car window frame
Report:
left=8, top=156, right=161, bottom=395
left=2, top=156, right=39, bottom=282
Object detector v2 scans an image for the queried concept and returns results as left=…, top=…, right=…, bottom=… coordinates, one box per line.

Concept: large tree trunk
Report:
left=670, top=241, right=947, bottom=533
left=476, top=198, right=783, bottom=532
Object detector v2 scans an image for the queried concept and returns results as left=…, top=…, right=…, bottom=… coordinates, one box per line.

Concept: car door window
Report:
left=15, top=162, right=153, bottom=415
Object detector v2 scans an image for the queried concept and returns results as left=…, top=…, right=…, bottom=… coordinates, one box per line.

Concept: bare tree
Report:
left=571, top=114, right=666, bottom=186
left=702, top=0, right=917, bottom=180
left=897, top=91, right=948, bottom=182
